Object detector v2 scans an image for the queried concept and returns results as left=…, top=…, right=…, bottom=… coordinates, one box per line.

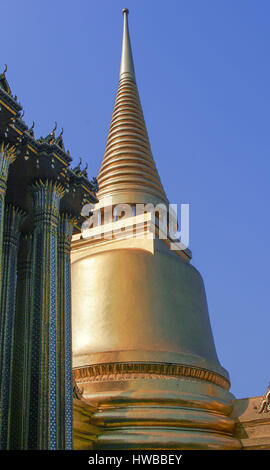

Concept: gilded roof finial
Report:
left=55, top=127, right=65, bottom=150
left=120, top=8, right=135, bottom=78
left=0, top=64, right=12, bottom=95
left=73, top=158, right=82, bottom=175
left=50, top=121, right=57, bottom=136
left=81, top=162, right=88, bottom=178
left=28, top=121, right=35, bottom=136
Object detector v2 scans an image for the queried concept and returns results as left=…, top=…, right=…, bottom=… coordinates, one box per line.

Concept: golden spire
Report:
left=97, top=9, right=168, bottom=206
left=119, top=8, right=135, bottom=78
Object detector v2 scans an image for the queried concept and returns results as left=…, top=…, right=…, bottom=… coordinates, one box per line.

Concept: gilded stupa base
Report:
left=74, top=367, right=242, bottom=450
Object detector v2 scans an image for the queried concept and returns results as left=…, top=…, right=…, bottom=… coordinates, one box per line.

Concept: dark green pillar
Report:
left=9, top=234, right=33, bottom=449
left=0, top=205, right=26, bottom=449
left=27, top=180, right=64, bottom=450
left=57, top=213, right=75, bottom=449
left=0, top=143, right=16, bottom=307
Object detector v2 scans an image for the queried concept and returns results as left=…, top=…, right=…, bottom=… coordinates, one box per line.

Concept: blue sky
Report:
left=1, top=0, right=269, bottom=399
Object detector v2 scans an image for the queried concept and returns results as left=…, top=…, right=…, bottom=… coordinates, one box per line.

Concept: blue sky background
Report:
left=1, top=0, right=269, bottom=399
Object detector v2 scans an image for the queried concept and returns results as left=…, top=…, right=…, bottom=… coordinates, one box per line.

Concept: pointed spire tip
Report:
left=120, top=6, right=135, bottom=77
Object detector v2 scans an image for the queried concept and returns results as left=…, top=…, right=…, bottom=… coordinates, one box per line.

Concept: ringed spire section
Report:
left=97, top=9, right=168, bottom=206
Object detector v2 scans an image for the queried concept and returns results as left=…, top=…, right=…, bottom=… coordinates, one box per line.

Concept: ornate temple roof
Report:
left=0, top=66, right=98, bottom=234
left=97, top=9, right=168, bottom=206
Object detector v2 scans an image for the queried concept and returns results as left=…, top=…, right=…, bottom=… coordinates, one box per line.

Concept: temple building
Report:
left=0, top=9, right=269, bottom=451
left=0, top=64, right=98, bottom=449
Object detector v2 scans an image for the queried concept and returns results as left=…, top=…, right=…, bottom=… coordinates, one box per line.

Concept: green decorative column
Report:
left=58, top=213, right=76, bottom=450
left=9, top=234, right=33, bottom=450
left=0, top=205, right=26, bottom=449
left=28, top=179, right=64, bottom=450
left=0, top=143, right=16, bottom=307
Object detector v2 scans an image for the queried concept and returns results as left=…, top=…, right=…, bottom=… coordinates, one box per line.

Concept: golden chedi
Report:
left=71, top=9, right=241, bottom=450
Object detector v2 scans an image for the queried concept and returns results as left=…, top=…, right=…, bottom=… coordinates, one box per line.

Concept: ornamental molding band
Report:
left=73, top=362, right=230, bottom=390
